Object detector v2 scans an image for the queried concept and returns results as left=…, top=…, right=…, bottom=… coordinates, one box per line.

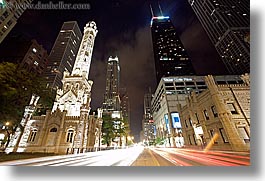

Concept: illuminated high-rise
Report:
left=151, top=16, right=196, bottom=84
left=142, top=88, right=155, bottom=145
left=120, top=88, right=130, bottom=126
left=0, top=36, right=48, bottom=75
left=188, top=0, right=250, bottom=74
left=102, top=56, right=121, bottom=113
left=0, top=0, right=33, bottom=44
left=44, top=21, right=82, bottom=90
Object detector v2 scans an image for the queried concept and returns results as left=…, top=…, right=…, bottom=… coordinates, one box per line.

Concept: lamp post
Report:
left=4, top=122, right=11, bottom=150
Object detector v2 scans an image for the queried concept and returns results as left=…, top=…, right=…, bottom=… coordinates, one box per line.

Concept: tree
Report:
left=155, top=137, right=165, bottom=146
left=0, top=62, right=53, bottom=135
left=101, top=114, right=115, bottom=147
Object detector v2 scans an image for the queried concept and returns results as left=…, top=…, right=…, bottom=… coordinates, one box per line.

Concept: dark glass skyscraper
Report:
left=151, top=16, right=195, bottom=84
left=142, top=88, right=155, bottom=145
left=44, top=21, right=82, bottom=90
left=102, top=56, right=121, bottom=113
left=188, top=0, right=250, bottom=74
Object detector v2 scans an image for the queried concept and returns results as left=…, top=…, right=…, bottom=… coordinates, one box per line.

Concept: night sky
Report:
left=7, top=0, right=228, bottom=142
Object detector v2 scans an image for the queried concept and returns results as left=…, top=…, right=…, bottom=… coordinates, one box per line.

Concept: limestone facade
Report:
left=7, top=108, right=102, bottom=154
left=180, top=75, right=250, bottom=151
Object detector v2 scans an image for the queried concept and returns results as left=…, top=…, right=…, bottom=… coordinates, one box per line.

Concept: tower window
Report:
left=28, top=129, right=38, bottom=142
left=66, top=129, right=74, bottom=143
left=204, top=110, right=209, bottom=120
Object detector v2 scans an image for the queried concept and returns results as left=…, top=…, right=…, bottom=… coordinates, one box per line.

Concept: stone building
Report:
left=5, top=21, right=103, bottom=154
left=180, top=74, right=250, bottom=151
left=6, top=95, right=103, bottom=154
left=151, top=75, right=245, bottom=148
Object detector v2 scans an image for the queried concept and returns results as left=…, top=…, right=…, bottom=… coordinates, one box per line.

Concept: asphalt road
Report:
left=0, top=146, right=250, bottom=166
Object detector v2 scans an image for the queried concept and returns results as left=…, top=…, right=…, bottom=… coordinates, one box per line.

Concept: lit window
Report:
left=238, top=127, right=250, bottom=143
left=203, top=110, right=209, bottom=120
left=227, top=103, right=238, bottom=114
left=209, top=130, right=218, bottom=144
left=219, top=128, right=229, bottom=143
left=211, top=106, right=218, bottom=117
left=32, top=48, right=37, bottom=53
left=34, top=61, right=39, bottom=66
left=195, top=113, right=200, bottom=124
left=189, top=117, right=192, bottom=126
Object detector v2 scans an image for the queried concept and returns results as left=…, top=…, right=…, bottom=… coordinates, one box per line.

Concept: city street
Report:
left=144, top=147, right=250, bottom=166
left=0, top=146, right=250, bottom=166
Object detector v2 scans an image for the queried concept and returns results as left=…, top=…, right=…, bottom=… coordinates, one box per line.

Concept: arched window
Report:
left=50, top=128, right=57, bottom=132
left=66, top=129, right=74, bottom=143
left=28, top=129, right=38, bottom=142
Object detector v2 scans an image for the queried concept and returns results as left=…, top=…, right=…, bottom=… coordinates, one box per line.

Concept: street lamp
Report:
left=4, top=122, right=11, bottom=150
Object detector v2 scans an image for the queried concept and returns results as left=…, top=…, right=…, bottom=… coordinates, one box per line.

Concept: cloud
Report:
left=89, top=25, right=156, bottom=140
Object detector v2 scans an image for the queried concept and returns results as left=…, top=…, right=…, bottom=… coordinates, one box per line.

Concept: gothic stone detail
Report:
left=6, top=21, right=102, bottom=154
left=13, top=109, right=102, bottom=154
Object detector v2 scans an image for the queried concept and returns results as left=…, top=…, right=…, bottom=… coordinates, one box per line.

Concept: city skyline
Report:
left=2, top=0, right=230, bottom=142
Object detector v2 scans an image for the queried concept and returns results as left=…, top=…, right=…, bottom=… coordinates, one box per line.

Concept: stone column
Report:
left=55, top=110, right=66, bottom=153
left=205, top=75, right=247, bottom=151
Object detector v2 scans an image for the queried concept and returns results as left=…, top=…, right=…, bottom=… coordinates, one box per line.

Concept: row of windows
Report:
left=27, top=128, right=74, bottom=143
left=185, top=102, right=239, bottom=129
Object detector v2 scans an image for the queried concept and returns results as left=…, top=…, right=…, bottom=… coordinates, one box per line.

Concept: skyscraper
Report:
left=102, top=56, right=121, bottom=113
left=0, top=0, right=33, bottom=44
left=188, top=0, right=250, bottom=74
left=0, top=35, right=48, bottom=75
left=120, top=88, right=130, bottom=128
left=151, top=15, right=196, bottom=84
left=142, top=88, right=155, bottom=145
left=52, top=21, right=98, bottom=116
left=44, top=21, right=82, bottom=89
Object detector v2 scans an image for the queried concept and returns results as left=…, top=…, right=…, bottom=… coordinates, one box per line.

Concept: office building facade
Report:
left=151, top=75, right=245, bottom=147
left=44, top=21, right=82, bottom=90
left=0, top=0, right=33, bottom=44
left=188, top=0, right=250, bottom=74
left=0, top=36, right=49, bottom=75
left=151, top=16, right=195, bottom=84
left=102, top=56, right=121, bottom=113
left=142, top=89, right=155, bottom=145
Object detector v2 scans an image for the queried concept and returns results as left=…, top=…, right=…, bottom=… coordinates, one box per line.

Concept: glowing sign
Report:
left=153, top=16, right=170, bottom=20
left=171, top=112, right=182, bottom=128
left=164, top=114, right=170, bottom=133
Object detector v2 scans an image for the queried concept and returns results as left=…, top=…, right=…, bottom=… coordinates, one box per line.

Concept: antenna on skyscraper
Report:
left=150, top=4, right=154, bottom=17
left=158, top=2, right=163, bottom=16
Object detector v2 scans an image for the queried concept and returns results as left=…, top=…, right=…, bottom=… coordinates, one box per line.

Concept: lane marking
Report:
left=148, top=149, right=160, bottom=166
